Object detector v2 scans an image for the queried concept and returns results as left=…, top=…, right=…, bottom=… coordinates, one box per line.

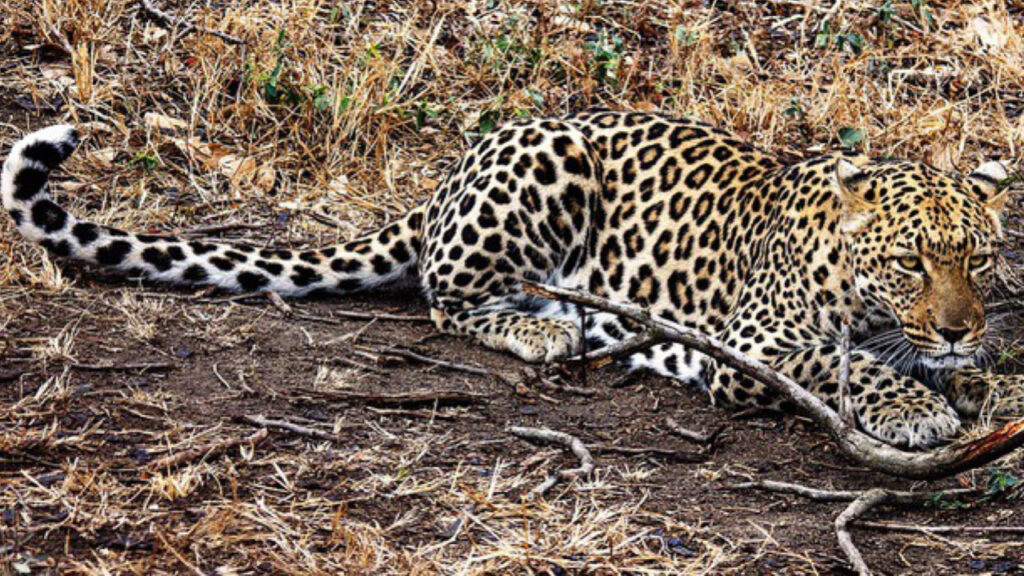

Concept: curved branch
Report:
left=523, top=282, right=1024, bottom=480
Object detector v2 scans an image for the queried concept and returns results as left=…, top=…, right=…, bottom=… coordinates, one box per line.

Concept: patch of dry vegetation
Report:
left=2, top=0, right=1024, bottom=573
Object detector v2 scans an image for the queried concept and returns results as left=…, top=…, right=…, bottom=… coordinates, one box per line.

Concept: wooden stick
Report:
left=523, top=282, right=1024, bottom=480
left=71, top=361, right=175, bottom=372
left=724, top=479, right=977, bottom=505
left=836, top=488, right=887, bottom=576
left=300, top=387, right=487, bottom=407
left=665, top=416, right=725, bottom=446
left=592, top=444, right=707, bottom=463
left=509, top=426, right=595, bottom=497
left=727, top=478, right=985, bottom=576
left=855, top=521, right=1024, bottom=536
left=236, top=414, right=344, bottom=442
left=146, top=428, right=267, bottom=472
left=373, top=347, right=493, bottom=376
left=292, top=310, right=431, bottom=324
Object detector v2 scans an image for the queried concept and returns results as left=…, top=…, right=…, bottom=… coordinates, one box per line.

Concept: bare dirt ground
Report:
left=3, top=1, right=1024, bottom=574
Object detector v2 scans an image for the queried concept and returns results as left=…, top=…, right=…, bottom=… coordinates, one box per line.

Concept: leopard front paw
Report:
left=948, top=372, right=1024, bottom=418
left=507, top=319, right=581, bottom=363
left=859, top=395, right=961, bottom=449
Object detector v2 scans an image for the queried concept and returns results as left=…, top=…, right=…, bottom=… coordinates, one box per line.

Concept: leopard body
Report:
left=3, top=112, right=1018, bottom=447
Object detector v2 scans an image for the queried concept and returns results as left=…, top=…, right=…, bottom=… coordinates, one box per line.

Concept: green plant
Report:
left=815, top=20, right=865, bottom=55
left=674, top=26, right=698, bottom=47
left=877, top=0, right=895, bottom=24
left=258, top=30, right=302, bottom=106
left=838, top=127, right=864, bottom=148
left=911, top=0, right=935, bottom=27
left=133, top=152, right=158, bottom=171
left=784, top=99, right=804, bottom=118
left=586, top=33, right=624, bottom=86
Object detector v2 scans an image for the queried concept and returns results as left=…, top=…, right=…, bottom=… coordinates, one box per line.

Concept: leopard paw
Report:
left=506, top=318, right=580, bottom=363
left=948, top=372, right=1024, bottom=418
left=859, top=395, right=961, bottom=449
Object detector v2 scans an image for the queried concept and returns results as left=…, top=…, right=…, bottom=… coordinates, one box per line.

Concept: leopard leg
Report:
left=709, top=346, right=961, bottom=448
left=430, top=305, right=580, bottom=363
left=418, top=119, right=602, bottom=363
left=944, top=368, right=1024, bottom=417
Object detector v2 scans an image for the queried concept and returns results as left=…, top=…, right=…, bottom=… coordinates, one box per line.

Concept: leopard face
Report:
left=838, top=159, right=1009, bottom=370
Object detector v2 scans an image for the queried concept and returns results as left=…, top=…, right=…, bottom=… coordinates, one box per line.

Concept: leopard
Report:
left=4, top=112, right=1022, bottom=448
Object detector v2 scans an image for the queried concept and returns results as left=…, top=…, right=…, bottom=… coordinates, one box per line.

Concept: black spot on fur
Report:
left=533, top=152, right=557, bottom=185
left=331, top=258, right=361, bottom=273
left=183, top=265, right=208, bottom=283
left=13, top=168, right=47, bottom=200
left=225, top=250, right=248, bottom=262
left=188, top=241, right=217, bottom=255
left=237, top=271, right=269, bottom=291
left=9, top=209, right=23, bottom=225
left=40, top=239, right=71, bottom=257
left=31, top=200, right=67, bottom=232
left=209, top=257, right=234, bottom=271
left=371, top=255, right=392, bottom=275
left=255, top=260, right=284, bottom=275
left=22, top=141, right=66, bottom=168
left=72, top=222, right=99, bottom=245
left=167, top=246, right=186, bottom=261
left=142, top=247, right=173, bottom=271
left=337, top=278, right=363, bottom=291
left=291, top=265, right=322, bottom=287
left=96, top=240, right=132, bottom=266
left=389, top=242, right=411, bottom=263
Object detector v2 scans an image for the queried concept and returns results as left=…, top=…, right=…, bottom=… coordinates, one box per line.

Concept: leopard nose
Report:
left=936, top=326, right=970, bottom=344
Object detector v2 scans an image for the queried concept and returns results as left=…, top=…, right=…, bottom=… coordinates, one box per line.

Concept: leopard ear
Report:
left=968, top=161, right=1010, bottom=237
left=834, top=159, right=876, bottom=234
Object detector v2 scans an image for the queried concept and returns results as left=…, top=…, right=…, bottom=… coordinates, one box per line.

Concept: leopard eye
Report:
left=969, top=254, right=993, bottom=273
left=893, top=255, right=924, bottom=275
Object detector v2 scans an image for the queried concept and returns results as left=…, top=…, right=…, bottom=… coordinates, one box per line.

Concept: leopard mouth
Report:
left=919, top=353, right=975, bottom=370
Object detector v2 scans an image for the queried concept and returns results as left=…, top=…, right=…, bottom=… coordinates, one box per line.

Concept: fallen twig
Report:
left=236, top=414, right=345, bottom=442
left=138, top=0, right=245, bottom=45
left=592, top=444, right=707, bottom=463
left=524, top=282, right=1024, bottom=480
left=265, top=291, right=293, bottom=316
left=726, top=479, right=983, bottom=576
left=366, top=407, right=462, bottom=421
left=724, top=479, right=977, bottom=504
left=300, top=387, right=488, bottom=407
left=371, top=347, right=493, bottom=376
left=509, top=426, right=595, bottom=497
left=146, top=428, right=267, bottom=472
left=665, top=416, right=725, bottom=446
left=293, top=310, right=431, bottom=324
left=71, top=361, right=175, bottom=372
left=856, top=521, right=1024, bottom=536
left=836, top=488, right=888, bottom=576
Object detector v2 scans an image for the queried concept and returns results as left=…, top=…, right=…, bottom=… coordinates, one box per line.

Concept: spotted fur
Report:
left=4, top=115, right=1020, bottom=448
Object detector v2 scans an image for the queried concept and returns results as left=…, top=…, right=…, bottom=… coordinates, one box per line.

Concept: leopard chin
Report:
left=920, top=354, right=975, bottom=370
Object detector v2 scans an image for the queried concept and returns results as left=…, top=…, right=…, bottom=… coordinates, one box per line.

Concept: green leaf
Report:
left=674, top=26, right=698, bottom=46
left=523, top=88, right=544, bottom=108
left=478, top=109, right=501, bottom=135
left=838, top=127, right=864, bottom=148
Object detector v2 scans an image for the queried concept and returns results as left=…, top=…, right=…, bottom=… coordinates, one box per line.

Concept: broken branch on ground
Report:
left=523, top=282, right=1024, bottom=480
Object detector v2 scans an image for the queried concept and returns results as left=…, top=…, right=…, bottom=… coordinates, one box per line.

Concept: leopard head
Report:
left=836, top=158, right=1010, bottom=370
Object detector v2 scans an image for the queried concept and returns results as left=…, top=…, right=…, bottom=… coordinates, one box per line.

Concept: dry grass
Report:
left=2, top=0, right=1024, bottom=573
